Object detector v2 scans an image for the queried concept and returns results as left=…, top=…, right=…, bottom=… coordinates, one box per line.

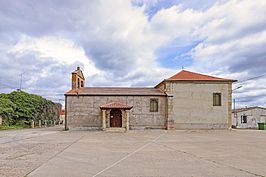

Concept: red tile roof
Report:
left=232, top=106, right=266, bottom=113
left=60, top=109, right=65, bottom=115
left=65, top=87, right=166, bottom=96
left=100, top=102, right=133, bottom=109
left=166, top=70, right=236, bottom=81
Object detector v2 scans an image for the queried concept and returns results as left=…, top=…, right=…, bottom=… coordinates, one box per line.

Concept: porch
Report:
left=100, top=102, right=133, bottom=132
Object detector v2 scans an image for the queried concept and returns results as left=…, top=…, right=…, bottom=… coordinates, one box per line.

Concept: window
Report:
left=241, top=115, right=247, bottom=123
left=213, top=93, right=222, bottom=106
left=150, top=98, right=158, bottom=112
left=77, top=78, right=80, bottom=88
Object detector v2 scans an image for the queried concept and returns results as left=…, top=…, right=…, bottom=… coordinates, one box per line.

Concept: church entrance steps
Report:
left=104, top=127, right=126, bottom=133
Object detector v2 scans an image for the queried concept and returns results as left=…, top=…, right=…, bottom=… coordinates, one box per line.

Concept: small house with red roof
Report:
left=60, top=109, right=65, bottom=124
left=65, top=67, right=236, bottom=131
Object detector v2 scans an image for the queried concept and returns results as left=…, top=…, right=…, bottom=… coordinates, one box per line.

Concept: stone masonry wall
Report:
left=66, top=95, right=167, bottom=130
left=166, top=81, right=230, bottom=129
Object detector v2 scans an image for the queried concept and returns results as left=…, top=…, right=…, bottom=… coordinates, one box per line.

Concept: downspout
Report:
left=64, top=95, right=68, bottom=130
left=165, top=94, right=168, bottom=130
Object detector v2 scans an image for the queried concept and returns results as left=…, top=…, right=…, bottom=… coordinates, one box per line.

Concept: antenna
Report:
left=19, top=73, right=23, bottom=91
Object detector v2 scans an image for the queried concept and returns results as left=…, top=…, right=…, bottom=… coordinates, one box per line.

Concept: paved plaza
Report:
left=0, top=127, right=266, bottom=177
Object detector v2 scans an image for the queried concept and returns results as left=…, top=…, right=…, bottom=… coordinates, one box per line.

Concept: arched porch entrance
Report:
left=100, top=102, right=133, bottom=132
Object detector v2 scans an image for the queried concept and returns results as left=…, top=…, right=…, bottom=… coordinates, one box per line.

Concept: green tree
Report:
left=0, top=98, right=16, bottom=126
left=0, top=91, right=61, bottom=128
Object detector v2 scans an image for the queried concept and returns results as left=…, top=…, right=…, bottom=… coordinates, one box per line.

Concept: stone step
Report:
left=105, top=127, right=126, bottom=133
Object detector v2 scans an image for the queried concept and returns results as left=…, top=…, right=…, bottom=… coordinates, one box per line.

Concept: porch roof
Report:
left=100, top=102, right=133, bottom=110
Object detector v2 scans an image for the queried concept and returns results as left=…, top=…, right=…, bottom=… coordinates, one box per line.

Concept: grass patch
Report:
left=0, top=125, right=25, bottom=130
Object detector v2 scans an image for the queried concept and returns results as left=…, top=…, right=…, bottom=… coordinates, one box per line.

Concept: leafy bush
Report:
left=0, top=97, right=16, bottom=126
left=0, top=91, right=61, bottom=127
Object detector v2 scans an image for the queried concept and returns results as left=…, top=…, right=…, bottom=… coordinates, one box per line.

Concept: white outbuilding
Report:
left=232, top=107, right=266, bottom=129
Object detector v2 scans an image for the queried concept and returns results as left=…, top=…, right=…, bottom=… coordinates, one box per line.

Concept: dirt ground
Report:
left=0, top=127, right=266, bottom=177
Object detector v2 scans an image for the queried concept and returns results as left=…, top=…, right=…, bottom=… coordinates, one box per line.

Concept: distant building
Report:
left=60, top=109, right=65, bottom=124
left=65, top=67, right=236, bottom=131
left=232, top=107, right=266, bottom=129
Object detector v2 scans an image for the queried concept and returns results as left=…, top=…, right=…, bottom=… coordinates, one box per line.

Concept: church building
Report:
left=65, top=67, right=236, bottom=131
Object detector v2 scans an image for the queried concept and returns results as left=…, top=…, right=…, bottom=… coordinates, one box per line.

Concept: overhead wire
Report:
left=236, top=72, right=266, bottom=84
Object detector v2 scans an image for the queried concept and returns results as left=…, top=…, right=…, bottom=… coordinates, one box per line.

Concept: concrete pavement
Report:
left=1, top=128, right=266, bottom=177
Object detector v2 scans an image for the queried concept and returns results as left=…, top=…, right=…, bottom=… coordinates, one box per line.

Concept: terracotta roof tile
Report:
left=232, top=106, right=266, bottom=113
left=100, top=102, right=133, bottom=109
left=60, top=110, right=65, bottom=115
left=166, top=70, right=236, bottom=81
left=65, top=87, right=166, bottom=96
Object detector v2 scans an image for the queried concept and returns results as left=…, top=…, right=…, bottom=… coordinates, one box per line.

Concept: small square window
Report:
left=241, top=115, right=247, bottom=123
left=213, top=93, right=222, bottom=106
left=150, top=98, right=158, bottom=112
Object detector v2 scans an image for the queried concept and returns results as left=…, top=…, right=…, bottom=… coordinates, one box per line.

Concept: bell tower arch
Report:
left=72, top=66, right=85, bottom=90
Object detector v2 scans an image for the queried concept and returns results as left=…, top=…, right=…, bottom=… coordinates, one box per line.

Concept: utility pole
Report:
left=233, top=98, right=237, bottom=127
left=232, top=86, right=243, bottom=128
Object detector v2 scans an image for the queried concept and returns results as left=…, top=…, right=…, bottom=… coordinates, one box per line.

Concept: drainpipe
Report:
left=64, top=95, right=68, bottom=131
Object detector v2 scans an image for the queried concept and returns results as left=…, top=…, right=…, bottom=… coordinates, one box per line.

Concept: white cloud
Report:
left=0, top=0, right=265, bottom=107
left=150, top=5, right=203, bottom=38
left=146, top=0, right=266, bottom=107
left=9, top=35, right=100, bottom=78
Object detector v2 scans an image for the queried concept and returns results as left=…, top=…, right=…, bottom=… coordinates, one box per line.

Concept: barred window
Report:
left=150, top=98, right=158, bottom=112
left=213, top=93, right=221, bottom=106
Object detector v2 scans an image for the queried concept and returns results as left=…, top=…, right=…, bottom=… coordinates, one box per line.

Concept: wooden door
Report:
left=110, top=110, right=122, bottom=127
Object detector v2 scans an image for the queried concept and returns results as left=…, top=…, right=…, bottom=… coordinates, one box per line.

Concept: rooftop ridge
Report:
left=81, top=86, right=157, bottom=89
left=65, top=87, right=166, bottom=96
left=166, top=70, right=235, bottom=81
left=233, top=106, right=266, bottom=113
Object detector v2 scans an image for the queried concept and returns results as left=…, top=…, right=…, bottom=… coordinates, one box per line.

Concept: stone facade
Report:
left=156, top=81, right=232, bottom=129
left=65, top=69, right=235, bottom=130
left=66, top=95, right=167, bottom=130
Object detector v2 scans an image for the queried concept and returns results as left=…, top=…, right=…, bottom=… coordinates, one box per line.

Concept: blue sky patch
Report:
left=156, top=38, right=203, bottom=69
left=132, top=0, right=219, bottom=19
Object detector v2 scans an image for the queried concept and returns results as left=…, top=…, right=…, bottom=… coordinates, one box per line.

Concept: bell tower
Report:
left=72, top=66, right=85, bottom=90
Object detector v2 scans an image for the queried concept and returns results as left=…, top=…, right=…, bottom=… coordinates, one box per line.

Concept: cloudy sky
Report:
left=0, top=0, right=265, bottom=108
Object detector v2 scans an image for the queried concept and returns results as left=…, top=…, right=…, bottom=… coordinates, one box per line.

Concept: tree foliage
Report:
left=0, top=91, right=61, bottom=127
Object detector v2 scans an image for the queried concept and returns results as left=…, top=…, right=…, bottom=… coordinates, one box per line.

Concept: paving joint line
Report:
left=24, top=132, right=86, bottom=177
left=92, top=131, right=167, bottom=177
left=155, top=142, right=262, bottom=177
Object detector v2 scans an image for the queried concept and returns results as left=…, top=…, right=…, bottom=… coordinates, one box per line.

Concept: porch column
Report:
left=125, top=110, right=130, bottom=131
left=102, top=109, right=106, bottom=130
